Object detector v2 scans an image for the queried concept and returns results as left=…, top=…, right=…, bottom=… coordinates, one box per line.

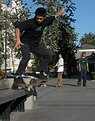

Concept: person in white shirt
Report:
left=54, top=53, right=64, bottom=87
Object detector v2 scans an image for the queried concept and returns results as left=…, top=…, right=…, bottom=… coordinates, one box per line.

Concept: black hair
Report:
left=35, top=7, right=46, bottom=17
left=81, top=52, right=86, bottom=57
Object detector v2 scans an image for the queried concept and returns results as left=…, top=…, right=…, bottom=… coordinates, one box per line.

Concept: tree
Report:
left=0, top=0, right=30, bottom=71
left=80, top=32, right=95, bottom=46
left=57, top=0, right=78, bottom=77
left=31, top=0, right=78, bottom=76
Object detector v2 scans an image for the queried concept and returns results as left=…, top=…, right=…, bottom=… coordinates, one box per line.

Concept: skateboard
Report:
left=12, top=76, right=48, bottom=91
left=17, top=79, right=48, bottom=91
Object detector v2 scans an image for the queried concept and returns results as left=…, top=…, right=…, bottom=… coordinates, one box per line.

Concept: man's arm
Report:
left=78, top=63, right=81, bottom=71
left=14, top=19, right=32, bottom=48
left=14, top=28, right=23, bottom=48
left=86, top=63, right=89, bottom=72
left=53, top=62, right=58, bottom=69
left=77, top=61, right=81, bottom=72
left=55, top=7, right=66, bottom=18
left=44, top=7, right=65, bottom=26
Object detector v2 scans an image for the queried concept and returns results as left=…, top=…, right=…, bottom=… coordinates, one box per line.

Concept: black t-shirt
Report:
left=14, top=16, right=55, bottom=47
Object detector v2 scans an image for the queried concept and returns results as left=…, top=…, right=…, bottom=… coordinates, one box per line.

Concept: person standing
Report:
left=54, top=53, right=64, bottom=87
left=77, top=52, right=89, bottom=86
left=12, top=7, right=66, bottom=89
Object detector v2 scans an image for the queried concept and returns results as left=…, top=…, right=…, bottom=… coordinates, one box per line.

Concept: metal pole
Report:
left=4, top=27, right=7, bottom=79
left=4, top=11, right=7, bottom=79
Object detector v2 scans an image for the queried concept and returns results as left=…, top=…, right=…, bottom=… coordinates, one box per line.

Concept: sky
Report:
left=73, top=0, right=95, bottom=40
left=23, top=0, right=95, bottom=41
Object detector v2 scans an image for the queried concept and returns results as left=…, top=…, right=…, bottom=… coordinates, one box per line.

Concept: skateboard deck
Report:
left=17, top=79, right=48, bottom=91
left=11, top=75, right=48, bottom=91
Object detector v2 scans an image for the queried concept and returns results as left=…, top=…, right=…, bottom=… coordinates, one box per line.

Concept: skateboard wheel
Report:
left=18, top=86, right=23, bottom=89
left=28, top=87, right=31, bottom=91
left=43, top=84, right=47, bottom=87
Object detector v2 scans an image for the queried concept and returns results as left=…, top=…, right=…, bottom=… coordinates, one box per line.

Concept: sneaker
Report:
left=11, top=76, right=26, bottom=89
left=43, top=72, right=47, bottom=76
left=34, top=96, right=37, bottom=103
left=77, top=82, right=81, bottom=86
left=83, top=84, right=87, bottom=86
left=43, top=83, right=47, bottom=87
left=32, top=72, right=48, bottom=79
left=43, top=72, right=49, bottom=78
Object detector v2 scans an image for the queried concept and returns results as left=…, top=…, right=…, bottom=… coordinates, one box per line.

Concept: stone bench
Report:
left=0, top=88, right=35, bottom=121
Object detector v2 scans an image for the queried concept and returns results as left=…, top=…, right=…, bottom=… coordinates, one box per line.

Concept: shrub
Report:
left=91, top=72, right=95, bottom=80
left=0, top=70, right=4, bottom=80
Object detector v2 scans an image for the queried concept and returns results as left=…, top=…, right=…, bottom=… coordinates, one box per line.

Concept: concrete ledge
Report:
left=25, top=96, right=34, bottom=110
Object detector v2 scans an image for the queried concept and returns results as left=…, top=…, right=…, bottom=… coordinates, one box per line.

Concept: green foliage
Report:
left=31, top=0, right=78, bottom=73
left=57, top=0, right=77, bottom=76
left=41, top=19, right=60, bottom=52
left=0, top=0, right=30, bottom=69
left=91, top=72, right=95, bottom=80
left=80, top=33, right=95, bottom=46
left=0, top=69, right=4, bottom=80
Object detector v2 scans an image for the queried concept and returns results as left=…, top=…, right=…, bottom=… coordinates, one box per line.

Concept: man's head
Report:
left=35, top=7, right=46, bottom=24
left=58, top=53, right=62, bottom=58
left=81, top=52, right=86, bottom=57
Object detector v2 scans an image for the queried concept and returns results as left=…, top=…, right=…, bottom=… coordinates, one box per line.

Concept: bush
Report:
left=91, top=72, right=95, bottom=80
left=0, top=69, right=4, bottom=80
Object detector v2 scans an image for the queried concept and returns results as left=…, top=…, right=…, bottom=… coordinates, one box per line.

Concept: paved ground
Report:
left=10, top=78, right=95, bottom=121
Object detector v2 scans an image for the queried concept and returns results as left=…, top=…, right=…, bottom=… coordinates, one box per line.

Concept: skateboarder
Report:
left=12, top=7, right=66, bottom=89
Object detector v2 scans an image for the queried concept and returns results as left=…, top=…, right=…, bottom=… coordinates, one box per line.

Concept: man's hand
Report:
left=53, top=65, right=56, bottom=69
left=87, top=68, right=89, bottom=72
left=14, top=28, right=24, bottom=48
left=14, top=39, right=24, bottom=48
left=87, top=64, right=89, bottom=72
left=55, top=7, right=66, bottom=18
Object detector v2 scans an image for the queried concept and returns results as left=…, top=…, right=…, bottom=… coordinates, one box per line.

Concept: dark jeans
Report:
left=78, top=70, right=87, bottom=85
left=16, top=44, right=52, bottom=75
